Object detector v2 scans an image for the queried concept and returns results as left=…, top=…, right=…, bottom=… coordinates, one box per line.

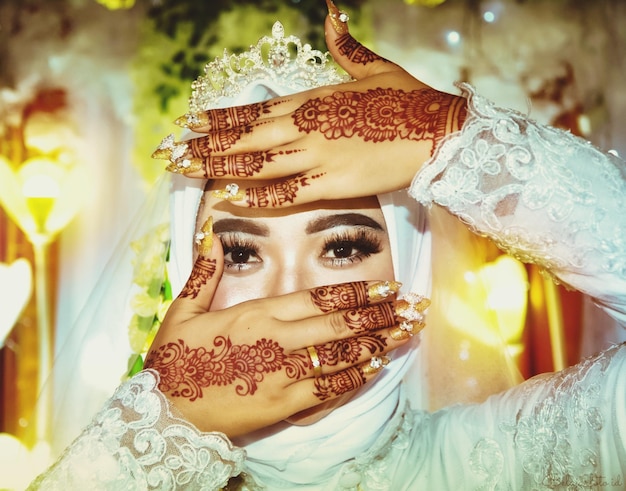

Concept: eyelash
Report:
left=218, top=229, right=383, bottom=272
left=320, top=229, right=383, bottom=267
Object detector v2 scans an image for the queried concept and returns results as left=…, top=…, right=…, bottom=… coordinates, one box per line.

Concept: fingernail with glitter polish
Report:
left=326, top=0, right=350, bottom=35
left=194, top=216, right=214, bottom=256
left=212, top=183, right=245, bottom=202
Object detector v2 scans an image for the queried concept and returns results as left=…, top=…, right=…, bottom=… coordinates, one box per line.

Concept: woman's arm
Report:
left=27, top=370, right=245, bottom=490
left=411, top=83, right=626, bottom=326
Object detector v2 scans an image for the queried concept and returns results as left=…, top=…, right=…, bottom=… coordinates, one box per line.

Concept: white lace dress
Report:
left=28, top=86, right=626, bottom=490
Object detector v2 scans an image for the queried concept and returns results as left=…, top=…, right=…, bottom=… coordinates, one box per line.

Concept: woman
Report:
left=30, top=1, right=625, bottom=489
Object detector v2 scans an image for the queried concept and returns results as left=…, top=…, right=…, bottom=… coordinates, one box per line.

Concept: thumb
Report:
left=324, top=0, right=402, bottom=80
left=167, top=216, right=224, bottom=319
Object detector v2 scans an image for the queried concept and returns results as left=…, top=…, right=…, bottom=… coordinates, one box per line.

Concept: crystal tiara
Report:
left=188, top=21, right=350, bottom=113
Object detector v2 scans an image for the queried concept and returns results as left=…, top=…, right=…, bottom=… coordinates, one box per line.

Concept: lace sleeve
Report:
left=410, top=83, right=626, bottom=324
left=28, top=370, right=245, bottom=490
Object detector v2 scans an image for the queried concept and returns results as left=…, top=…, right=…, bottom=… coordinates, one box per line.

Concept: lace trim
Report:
left=29, top=369, right=245, bottom=490
left=410, top=83, right=626, bottom=284
left=468, top=343, right=624, bottom=489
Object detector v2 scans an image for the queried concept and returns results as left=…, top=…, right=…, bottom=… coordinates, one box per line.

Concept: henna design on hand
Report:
left=205, top=149, right=304, bottom=178
left=146, top=336, right=311, bottom=401
left=310, top=282, right=369, bottom=313
left=316, top=333, right=388, bottom=367
left=179, top=257, right=217, bottom=299
left=191, top=127, right=247, bottom=158
left=244, top=173, right=311, bottom=208
left=207, top=152, right=271, bottom=178
left=313, top=367, right=366, bottom=401
left=335, top=34, right=384, bottom=65
left=292, top=88, right=468, bottom=153
left=284, top=352, right=313, bottom=379
left=201, top=103, right=271, bottom=131
left=343, top=303, right=396, bottom=334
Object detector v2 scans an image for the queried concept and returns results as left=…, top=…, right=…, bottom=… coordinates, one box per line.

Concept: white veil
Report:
left=34, top=21, right=520, bottom=486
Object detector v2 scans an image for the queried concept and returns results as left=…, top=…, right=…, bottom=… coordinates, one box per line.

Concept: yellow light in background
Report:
left=20, top=160, right=63, bottom=238
left=478, top=255, right=528, bottom=347
left=404, top=0, right=447, bottom=6
left=445, top=255, right=528, bottom=352
left=95, top=0, right=136, bottom=10
left=0, top=156, right=87, bottom=244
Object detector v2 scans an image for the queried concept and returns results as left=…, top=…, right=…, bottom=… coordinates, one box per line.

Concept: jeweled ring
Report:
left=307, top=345, right=322, bottom=378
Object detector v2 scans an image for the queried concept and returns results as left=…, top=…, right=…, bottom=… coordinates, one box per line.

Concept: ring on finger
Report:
left=307, top=345, right=323, bottom=378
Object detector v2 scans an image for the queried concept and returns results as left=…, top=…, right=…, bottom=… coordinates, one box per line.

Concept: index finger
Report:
left=173, top=97, right=291, bottom=133
left=247, top=280, right=401, bottom=323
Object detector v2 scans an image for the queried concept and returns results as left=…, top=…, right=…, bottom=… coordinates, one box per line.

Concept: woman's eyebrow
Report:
left=305, top=213, right=384, bottom=234
left=213, top=218, right=270, bottom=236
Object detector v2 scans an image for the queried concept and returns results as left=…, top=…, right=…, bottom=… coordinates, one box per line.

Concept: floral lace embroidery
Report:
left=28, top=370, right=245, bottom=490
left=410, top=83, right=626, bottom=282
left=498, top=345, right=617, bottom=490
left=467, top=344, right=623, bottom=490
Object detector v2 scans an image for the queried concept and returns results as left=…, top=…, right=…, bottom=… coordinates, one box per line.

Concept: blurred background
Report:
left=0, top=0, right=624, bottom=487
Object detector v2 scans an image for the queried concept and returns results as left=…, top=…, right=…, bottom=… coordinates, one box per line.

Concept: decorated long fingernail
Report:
left=361, top=355, right=390, bottom=375
left=194, top=216, right=213, bottom=256
left=152, top=134, right=177, bottom=159
left=390, top=319, right=425, bottom=340
left=174, top=112, right=209, bottom=129
left=367, top=280, right=402, bottom=301
left=166, top=156, right=204, bottom=175
left=395, top=292, right=431, bottom=322
left=212, top=183, right=245, bottom=201
left=326, top=0, right=350, bottom=35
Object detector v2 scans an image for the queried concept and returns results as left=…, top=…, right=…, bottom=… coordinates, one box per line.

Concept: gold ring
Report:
left=307, top=345, right=323, bottom=378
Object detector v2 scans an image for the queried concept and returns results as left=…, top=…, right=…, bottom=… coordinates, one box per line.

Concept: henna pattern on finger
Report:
left=208, top=152, right=271, bottom=178
left=205, top=149, right=304, bottom=178
left=245, top=173, right=312, bottom=208
left=292, top=88, right=468, bottom=153
left=313, top=367, right=366, bottom=401
left=335, top=34, right=384, bottom=65
left=176, top=101, right=276, bottom=130
left=310, top=282, right=369, bottom=313
left=208, top=104, right=270, bottom=130
left=145, top=337, right=312, bottom=401
left=343, top=303, right=396, bottom=334
left=179, top=257, right=217, bottom=299
left=316, top=333, right=388, bottom=367
left=191, top=127, right=246, bottom=158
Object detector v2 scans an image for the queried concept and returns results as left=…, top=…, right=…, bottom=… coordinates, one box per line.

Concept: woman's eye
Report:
left=227, top=248, right=255, bottom=264
left=321, top=230, right=383, bottom=266
left=219, top=234, right=262, bottom=271
left=224, top=247, right=261, bottom=265
left=326, top=242, right=356, bottom=259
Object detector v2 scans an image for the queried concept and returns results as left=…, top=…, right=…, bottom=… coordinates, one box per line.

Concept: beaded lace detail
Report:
left=28, top=370, right=245, bottom=490
left=411, top=83, right=626, bottom=286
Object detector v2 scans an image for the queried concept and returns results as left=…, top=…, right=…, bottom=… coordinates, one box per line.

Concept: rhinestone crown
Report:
left=188, top=21, right=350, bottom=113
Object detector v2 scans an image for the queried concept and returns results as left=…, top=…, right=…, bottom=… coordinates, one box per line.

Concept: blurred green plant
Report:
left=142, top=0, right=366, bottom=111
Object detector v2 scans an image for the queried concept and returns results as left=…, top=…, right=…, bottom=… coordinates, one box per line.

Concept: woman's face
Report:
left=196, top=180, right=395, bottom=423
